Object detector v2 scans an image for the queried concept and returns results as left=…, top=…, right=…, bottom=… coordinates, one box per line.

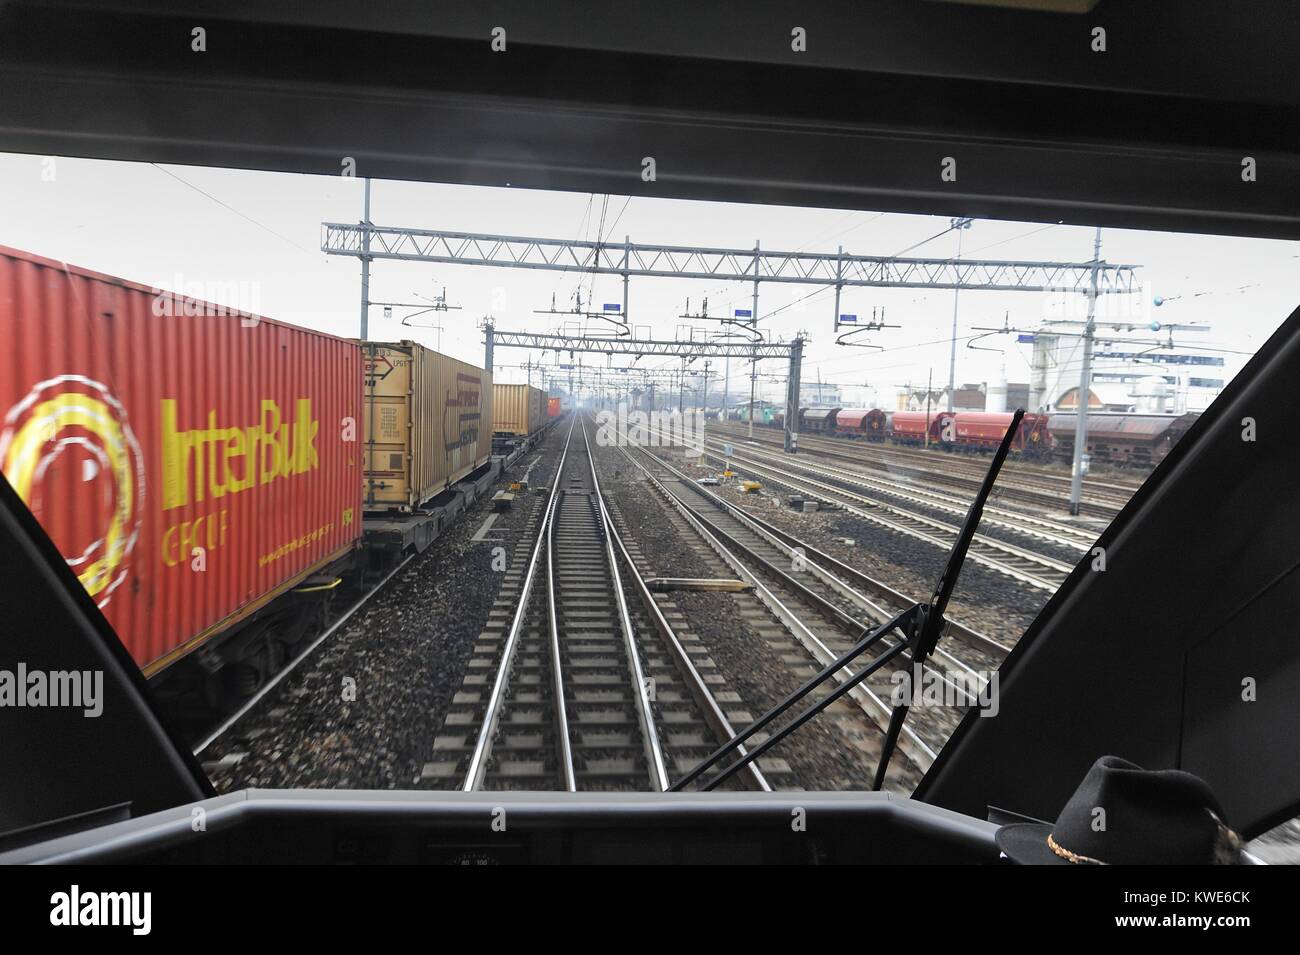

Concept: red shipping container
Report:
left=0, top=247, right=363, bottom=676
left=548, top=396, right=561, bottom=418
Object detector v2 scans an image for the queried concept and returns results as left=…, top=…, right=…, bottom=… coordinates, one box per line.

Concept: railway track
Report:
left=722, top=439, right=1095, bottom=554
left=620, top=440, right=1010, bottom=785
left=434, top=416, right=773, bottom=792
left=712, top=422, right=1136, bottom=519
left=691, top=438, right=1076, bottom=592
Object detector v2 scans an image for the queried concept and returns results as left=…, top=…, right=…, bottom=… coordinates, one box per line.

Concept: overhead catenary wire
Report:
left=150, top=163, right=319, bottom=257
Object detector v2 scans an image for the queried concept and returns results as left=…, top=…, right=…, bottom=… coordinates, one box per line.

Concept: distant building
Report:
left=800, top=382, right=842, bottom=407
left=904, top=384, right=984, bottom=412
left=949, top=384, right=986, bottom=411
left=839, top=385, right=881, bottom=409
left=1030, top=332, right=1224, bottom=413
left=903, top=388, right=940, bottom=411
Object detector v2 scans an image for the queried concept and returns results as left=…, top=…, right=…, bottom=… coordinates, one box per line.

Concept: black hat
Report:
left=996, top=756, right=1243, bottom=865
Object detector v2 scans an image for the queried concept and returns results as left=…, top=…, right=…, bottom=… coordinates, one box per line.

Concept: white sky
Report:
left=2, top=153, right=1297, bottom=401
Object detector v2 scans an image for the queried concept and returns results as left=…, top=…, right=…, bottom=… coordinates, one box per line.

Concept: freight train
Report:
left=0, top=247, right=551, bottom=704
left=733, top=405, right=1195, bottom=467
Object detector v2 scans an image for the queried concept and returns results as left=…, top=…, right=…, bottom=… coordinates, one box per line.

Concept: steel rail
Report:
left=597, top=482, right=772, bottom=793
left=463, top=416, right=577, bottom=792
left=712, top=423, right=1138, bottom=519
left=714, top=423, right=1134, bottom=514
left=712, top=448, right=1073, bottom=591
left=713, top=438, right=1096, bottom=551
left=579, top=418, right=669, bottom=791
left=545, top=449, right=579, bottom=792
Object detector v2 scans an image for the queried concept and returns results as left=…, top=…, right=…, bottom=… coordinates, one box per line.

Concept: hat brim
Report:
left=995, top=823, right=1071, bottom=865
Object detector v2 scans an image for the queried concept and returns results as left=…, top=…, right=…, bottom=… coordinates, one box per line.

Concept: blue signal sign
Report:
left=734, top=309, right=752, bottom=318
left=603, top=303, right=621, bottom=312
left=840, top=314, right=857, bottom=324
left=1017, top=334, right=1037, bottom=343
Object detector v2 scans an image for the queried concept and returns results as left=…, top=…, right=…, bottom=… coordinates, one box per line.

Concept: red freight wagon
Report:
left=833, top=408, right=872, bottom=434
left=833, top=408, right=889, bottom=437
left=548, top=396, right=561, bottom=418
left=1046, top=412, right=1196, bottom=468
left=889, top=410, right=954, bottom=446
left=953, top=411, right=1050, bottom=455
left=802, top=407, right=839, bottom=432
left=0, top=246, right=363, bottom=678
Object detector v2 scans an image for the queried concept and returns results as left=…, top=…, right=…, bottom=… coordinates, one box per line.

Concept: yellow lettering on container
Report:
left=161, top=398, right=320, bottom=510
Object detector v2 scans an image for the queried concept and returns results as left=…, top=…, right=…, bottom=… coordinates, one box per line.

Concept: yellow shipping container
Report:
left=362, top=341, right=493, bottom=511
left=493, top=383, right=546, bottom=436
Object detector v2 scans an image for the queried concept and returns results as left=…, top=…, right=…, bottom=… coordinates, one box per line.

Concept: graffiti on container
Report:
left=0, top=375, right=144, bottom=608
left=363, top=353, right=397, bottom=384
left=444, top=372, right=483, bottom=453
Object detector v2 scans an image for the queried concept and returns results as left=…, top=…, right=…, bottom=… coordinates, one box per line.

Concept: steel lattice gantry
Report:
left=321, top=224, right=1141, bottom=293
left=487, top=329, right=797, bottom=360
left=323, top=221, right=1139, bottom=453
left=481, top=323, right=806, bottom=450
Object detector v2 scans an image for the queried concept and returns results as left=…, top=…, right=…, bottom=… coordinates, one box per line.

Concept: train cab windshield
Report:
left=1, top=157, right=1298, bottom=864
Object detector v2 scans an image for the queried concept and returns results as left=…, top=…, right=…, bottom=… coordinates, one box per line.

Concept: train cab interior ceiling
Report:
left=1, top=0, right=1299, bottom=865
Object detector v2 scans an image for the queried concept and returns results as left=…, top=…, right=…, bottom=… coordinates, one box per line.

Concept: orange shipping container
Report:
left=0, top=246, right=363, bottom=676
left=548, top=397, right=562, bottom=418
left=362, top=341, right=492, bottom=510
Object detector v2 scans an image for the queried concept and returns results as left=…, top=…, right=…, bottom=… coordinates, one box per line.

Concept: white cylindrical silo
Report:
left=986, top=364, right=1008, bottom=413
left=1133, top=375, right=1169, bottom=414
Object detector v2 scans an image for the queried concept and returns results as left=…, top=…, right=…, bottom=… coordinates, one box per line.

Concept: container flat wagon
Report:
left=0, top=246, right=363, bottom=683
left=492, top=383, right=546, bottom=436
left=362, top=341, right=492, bottom=511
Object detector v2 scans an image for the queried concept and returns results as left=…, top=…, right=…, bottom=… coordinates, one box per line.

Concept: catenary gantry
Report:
left=324, top=221, right=1141, bottom=455
left=321, top=224, right=1139, bottom=294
